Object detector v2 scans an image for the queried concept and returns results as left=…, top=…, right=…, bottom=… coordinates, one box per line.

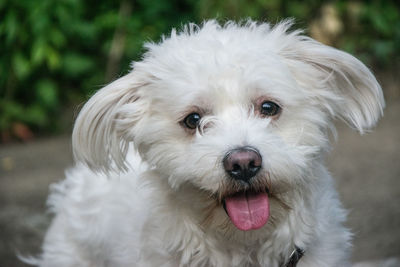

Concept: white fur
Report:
left=33, top=20, right=384, bottom=267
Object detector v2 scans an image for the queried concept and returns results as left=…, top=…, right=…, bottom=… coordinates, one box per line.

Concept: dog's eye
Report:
left=183, top=113, right=201, bottom=129
left=260, top=101, right=280, bottom=116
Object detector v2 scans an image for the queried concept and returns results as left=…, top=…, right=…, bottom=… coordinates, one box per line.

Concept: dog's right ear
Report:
left=72, top=71, right=148, bottom=173
left=277, top=28, right=384, bottom=133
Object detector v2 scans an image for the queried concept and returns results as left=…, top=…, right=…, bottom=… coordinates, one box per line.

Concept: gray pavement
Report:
left=1, top=102, right=399, bottom=267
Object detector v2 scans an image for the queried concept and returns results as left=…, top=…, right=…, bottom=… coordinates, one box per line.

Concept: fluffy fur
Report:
left=33, top=20, right=384, bottom=267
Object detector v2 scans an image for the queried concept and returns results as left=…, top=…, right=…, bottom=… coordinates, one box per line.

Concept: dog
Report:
left=32, top=20, right=384, bottom=266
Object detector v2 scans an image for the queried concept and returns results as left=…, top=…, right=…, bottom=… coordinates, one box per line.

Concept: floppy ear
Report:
left=281, top=35, right=385, bottom=133
left=72, top=71, right=147, bottom=173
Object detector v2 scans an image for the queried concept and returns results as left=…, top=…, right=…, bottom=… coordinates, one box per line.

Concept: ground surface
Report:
left=1, top=102, right=399, bottom=267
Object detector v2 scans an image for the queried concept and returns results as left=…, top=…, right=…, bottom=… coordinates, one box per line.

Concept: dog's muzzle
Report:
left=221, top=146, right=269, bottom=231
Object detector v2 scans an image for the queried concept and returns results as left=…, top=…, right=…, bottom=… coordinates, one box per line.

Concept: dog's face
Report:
left=72, top=21, right=384, bottom=231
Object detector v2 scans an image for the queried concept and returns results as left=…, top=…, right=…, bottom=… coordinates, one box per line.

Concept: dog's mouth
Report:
left=222, top=188, right=270, bottom=231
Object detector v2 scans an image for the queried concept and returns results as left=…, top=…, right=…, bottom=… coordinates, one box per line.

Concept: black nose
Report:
left=223, top=146, right=262, bottom=183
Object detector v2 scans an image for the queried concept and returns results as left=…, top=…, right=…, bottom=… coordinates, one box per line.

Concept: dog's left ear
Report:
left=282, top=36, right=385, bottom=133
left=72, top=71, right=148, bottom=173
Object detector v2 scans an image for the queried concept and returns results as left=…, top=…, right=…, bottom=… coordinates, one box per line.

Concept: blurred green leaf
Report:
left=370, top=10, right=391, bottom=35
left=1, top=100, right=25, bottom=119
left=63, top=53, right=95, bottom=77
left=36, top=79, right=58, bottom=108
left=0, top=0, right=6, bottom=10
left=12, top=53, right=30, bottom=79
left=4, top=10, right=18, bottom=45
left=287, top=1, right=309, bottom=19
left=49, top=28, right=67, bottom=48
left=0, top=100, right=25, bottom=130
left=372, top=41, right=395, bottom=60
left=46, top=47, right=61, bottom=70
left=24, top=104, right=48, bottom=126
left=31, top=39, right=47, bottom=65
left=32, top=13, right=50, bottom=35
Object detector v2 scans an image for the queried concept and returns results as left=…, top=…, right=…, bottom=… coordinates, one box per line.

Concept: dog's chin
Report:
left=175, top=176, right=291, bottom=232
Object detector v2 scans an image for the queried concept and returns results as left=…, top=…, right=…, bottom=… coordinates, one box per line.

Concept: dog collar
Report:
left=283, top=246, right=304, bottom=267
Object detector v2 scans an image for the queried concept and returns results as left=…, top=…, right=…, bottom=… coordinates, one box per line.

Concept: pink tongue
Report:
left=225, top=191, right=270, bottom=231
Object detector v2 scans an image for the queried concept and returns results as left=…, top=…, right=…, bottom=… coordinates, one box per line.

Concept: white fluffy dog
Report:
left=35, top=20, right=384, bottom=267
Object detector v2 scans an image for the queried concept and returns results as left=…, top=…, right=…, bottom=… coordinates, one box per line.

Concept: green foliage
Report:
left=0, top=0, right=399, bottom=136
left=337, top=0, right=400, bottom=67
left=0, top=0, right=196, bottom=134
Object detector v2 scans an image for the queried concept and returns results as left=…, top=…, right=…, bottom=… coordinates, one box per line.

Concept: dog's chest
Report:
left=139, top=218, right=287, bottom=267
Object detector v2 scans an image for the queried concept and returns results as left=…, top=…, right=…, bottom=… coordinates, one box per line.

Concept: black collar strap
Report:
left=284, top=246, right=305, bottom=267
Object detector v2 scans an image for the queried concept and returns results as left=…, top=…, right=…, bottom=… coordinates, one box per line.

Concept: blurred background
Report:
left=0, top=0, right=399, bottom=266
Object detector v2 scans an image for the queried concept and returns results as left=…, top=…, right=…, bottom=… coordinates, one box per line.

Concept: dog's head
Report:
left=72, top=20, right=384, bottom=231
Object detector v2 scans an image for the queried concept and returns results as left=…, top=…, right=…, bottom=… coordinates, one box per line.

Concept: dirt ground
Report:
left=1, top=101, right=399, bottom=267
